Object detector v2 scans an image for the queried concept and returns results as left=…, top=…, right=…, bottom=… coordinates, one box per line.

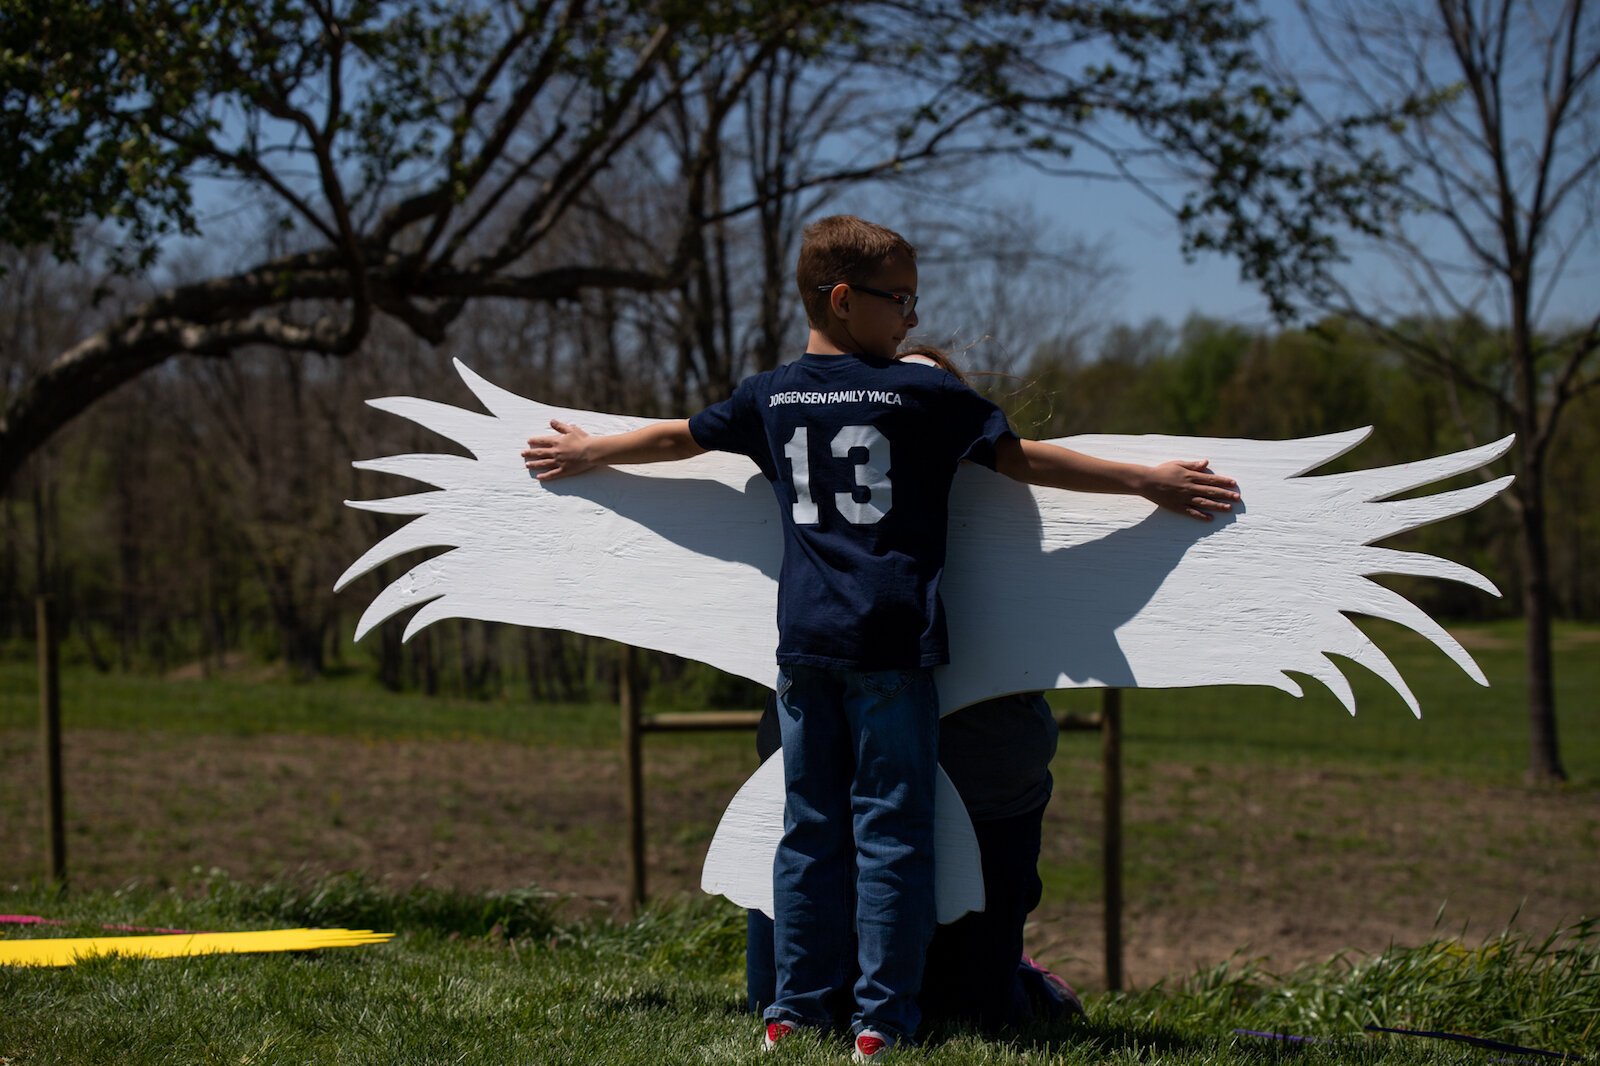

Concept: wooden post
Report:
left=1101, top=688, right=1123, bottom=991
left=619, top=644, right=646, bottom=913
left=37, top=596, right=66, bottom=888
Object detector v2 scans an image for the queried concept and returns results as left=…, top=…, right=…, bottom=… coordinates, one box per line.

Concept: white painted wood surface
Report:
left=339, top=360, right=1514, bottom=920
left=699, top=752, right=985, bottom=923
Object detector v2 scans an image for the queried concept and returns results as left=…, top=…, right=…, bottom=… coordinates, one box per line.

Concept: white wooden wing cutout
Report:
left=700, top=754, right=986, bottom=922
left=338, top=359, right=1513, bottom=921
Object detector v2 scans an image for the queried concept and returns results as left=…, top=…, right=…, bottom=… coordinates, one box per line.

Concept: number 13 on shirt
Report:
left=783, top=425, right=893, bottom=525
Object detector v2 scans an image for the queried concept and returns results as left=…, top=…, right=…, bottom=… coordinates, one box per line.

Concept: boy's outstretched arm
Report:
left=522, top=419, right=705, bottom=481
left=994, top=437, right=1240, bottom=521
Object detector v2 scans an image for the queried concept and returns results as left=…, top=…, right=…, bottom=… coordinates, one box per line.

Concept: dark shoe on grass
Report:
left=1020, top=954, right=1086, bottom=1021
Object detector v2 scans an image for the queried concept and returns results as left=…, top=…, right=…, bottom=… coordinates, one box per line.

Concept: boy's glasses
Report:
left=816, top=283, right=919, bottom=320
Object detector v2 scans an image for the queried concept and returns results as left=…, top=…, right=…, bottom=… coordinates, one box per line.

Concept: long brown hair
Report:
left=896, top=343, right=970, bottom=387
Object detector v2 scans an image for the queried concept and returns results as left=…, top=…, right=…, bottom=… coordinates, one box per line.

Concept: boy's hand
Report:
left=1140, top=459, right=1240, bottom=521
left=522, top=420, right=593, bottom=481
left=521, top=418, right=703, bottom=479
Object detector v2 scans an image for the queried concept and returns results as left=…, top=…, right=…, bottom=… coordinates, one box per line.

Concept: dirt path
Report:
left=2, top=729, right=1594, bottom=991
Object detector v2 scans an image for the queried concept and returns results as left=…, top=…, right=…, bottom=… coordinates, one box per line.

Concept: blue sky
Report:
left=979, top=140, right=1600, bottom=339
left=988, top=0, right=1600, bottom=334
left=989, top=167, right=1279, bottom=329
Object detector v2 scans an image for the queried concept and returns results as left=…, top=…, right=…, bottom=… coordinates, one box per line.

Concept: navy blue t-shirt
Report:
left=688, top=352, right=1015, bottom=670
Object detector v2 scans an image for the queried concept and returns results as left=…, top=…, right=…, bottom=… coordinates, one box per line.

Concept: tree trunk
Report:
left=116, top=463, right=141, bottom=672
left=418, top=630, right=438, bottom=697
left=1, top=499, right=19, bottom=641
left=284, top=617, right=326, bottom=683
left=1509, top=266, right=1565, bottom=784
left=30, top=461, right=54, bottom=608
left=1515, top=473, right=1565, bottom=783
left=523, top=629, right=542, bottom=701
left=378, top=620, right=403, bottom=692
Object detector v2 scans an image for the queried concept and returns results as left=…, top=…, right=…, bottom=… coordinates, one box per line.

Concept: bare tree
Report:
left=0, top=248, right=106, bottom=631
left=1278, top=0, right=1600, bottom=781
left=3, top=0, right=1360, bottom=492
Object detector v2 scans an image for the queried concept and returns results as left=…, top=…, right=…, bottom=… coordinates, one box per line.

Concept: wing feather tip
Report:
left=1312, top=657, right=1359, bottom=716
left=1460, top=654, right=1490, bottom=688
left=1390, top=681, right=1421, bottom=719
left=332, top=546, right=411, bottom=594
left=401, top=600, right=451, bottom=642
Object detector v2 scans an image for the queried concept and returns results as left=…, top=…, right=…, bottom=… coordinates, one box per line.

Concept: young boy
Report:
left=522, top=215, right=1238, bottom=1059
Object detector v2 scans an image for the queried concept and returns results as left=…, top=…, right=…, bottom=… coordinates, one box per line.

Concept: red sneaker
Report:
left=853, top=1029, right=895, bottom=1062
left=763, top=1021, right=795, bottom=1051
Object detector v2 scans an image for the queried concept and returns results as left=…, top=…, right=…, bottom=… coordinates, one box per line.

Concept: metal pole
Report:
left=1101, top=688, right=1123, bottom=991
left=37, top=595, right=66, bottom=888
left=619, top=644, right=646, bottom=913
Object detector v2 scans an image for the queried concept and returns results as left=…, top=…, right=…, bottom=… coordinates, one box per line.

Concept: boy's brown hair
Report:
left=796, top=215, right=916, bottom=327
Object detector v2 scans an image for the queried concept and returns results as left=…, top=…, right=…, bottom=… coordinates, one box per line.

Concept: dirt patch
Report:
left=1026, top=759, right=1598, bottom=989
left=2, top=730, right=1594, bottom=992
left=0, top=730, right=738, bottom=916
left=1448, top=629, right=1517, bottom=650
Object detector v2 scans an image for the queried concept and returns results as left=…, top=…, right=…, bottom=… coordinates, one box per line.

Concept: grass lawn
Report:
left=4, top=619, right=1595, bottom=782
left=0, top=621, right=1595, bottom=1062
left=1, top=876, right=1594, bottom=1064
left=0, top=659, right=625, bottom=747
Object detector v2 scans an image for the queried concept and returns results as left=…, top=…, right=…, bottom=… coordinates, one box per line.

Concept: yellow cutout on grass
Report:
left=0, top=928, right=393, bottom=968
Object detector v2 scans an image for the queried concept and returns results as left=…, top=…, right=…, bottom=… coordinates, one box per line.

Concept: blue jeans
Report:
left=762, top=664, right=939, bottom=1041
left=749, top=801, right=1049, bottom=1034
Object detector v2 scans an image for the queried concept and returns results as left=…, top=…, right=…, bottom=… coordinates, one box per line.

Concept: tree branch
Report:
left=387, top=0, right=572, bottom=261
